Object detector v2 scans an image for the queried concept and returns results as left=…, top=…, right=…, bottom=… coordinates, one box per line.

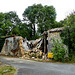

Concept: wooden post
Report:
left=43, top=31, right=48, bottom=54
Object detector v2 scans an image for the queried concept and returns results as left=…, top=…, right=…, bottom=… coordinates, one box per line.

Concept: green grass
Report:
left=0, top=65, right=16, bottom=75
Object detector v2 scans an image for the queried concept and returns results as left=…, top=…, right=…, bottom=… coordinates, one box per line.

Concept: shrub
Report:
left=52, top=39, right=65, bottom=62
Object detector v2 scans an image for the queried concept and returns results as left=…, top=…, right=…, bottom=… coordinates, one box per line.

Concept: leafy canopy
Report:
left=60, top=11, right=75, bottom=55
left=23, top=4, right=56, bottom=36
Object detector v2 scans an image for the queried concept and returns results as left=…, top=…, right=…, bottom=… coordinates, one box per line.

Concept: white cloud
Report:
left=0, top=0, right=75, bottom=21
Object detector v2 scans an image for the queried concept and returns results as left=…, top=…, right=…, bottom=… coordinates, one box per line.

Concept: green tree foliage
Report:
left=19, top=23, right=31, bottom=40
left=0, top=38, right=5, bottom=52
left=0, top=13, right=5, bottom=36
left=23, top=4, right=56, bottom=36
left=0, top=11, right=22, bottom=36
left=0, top=13, right=5, bottom=51
left=38, top=6, right=56, bottom=33
left=60, top=11, right=75, bottom=56
left=23, top=4, right=43, bottom=38
left=37, top=5, right=56, bottom=33
left=53, top=21, right=64, bottom=28
left=4, top=11, right=21, bottom=35
left=52, top=39, right=65, bottom=62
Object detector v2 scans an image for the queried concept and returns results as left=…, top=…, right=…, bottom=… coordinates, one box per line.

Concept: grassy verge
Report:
left=0, top=65, right=16, bottom=75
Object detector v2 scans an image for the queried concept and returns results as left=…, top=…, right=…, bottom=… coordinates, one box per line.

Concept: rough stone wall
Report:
left=1, top=36, right=24, bottom=56
left=48, top=31, right=68, bottom=55
left=48, top=32, right=61, bottom=52
left=19, top=37, right=25, bottom=56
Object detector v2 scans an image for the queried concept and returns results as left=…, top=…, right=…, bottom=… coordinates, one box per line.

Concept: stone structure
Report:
left=0, top=27, right=68, bottom=57
left=1, top=35, right=34, bottom=56
left=47, top=27, right=68, bottom=54
left=1, top=36, right=25, bottom=56
left=1, top=35, right=42, bottom=57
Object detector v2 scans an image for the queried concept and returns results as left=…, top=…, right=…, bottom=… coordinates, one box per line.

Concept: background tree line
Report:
left=0, top=4, right=63, bottom=40
left=60, top=11, right=75, bottom=60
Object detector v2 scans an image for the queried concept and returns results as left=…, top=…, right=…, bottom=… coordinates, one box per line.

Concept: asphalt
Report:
left=0, top=56, right=75, bottom=75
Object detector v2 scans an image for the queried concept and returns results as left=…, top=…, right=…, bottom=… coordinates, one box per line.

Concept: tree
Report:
left=0, top=13, right=5, bottom=51
left=4, top=11, right=21, bottom=35
left=19, top=23, right=32, bottom=40
left=23, top=4, right=56, bottom=37
left=60, top=11, right=75, bottom=55
left=23, top=4, right=43, bottom=38
left=0, top=13, right=5, bottom=36
left=0, top=11, right=22, bottom=36
left=37, top=5, right=56, bottom=34
left=53, top=21, right=64, bottom=28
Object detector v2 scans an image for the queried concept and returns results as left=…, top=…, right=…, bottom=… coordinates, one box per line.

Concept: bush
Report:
left=0, top=38, right=5, bottom=52
left=70, top=55, right=75, bottom=63
left=52, top=39, right=65, bottom=62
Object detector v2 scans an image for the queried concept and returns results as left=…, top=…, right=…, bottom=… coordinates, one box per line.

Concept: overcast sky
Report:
left=0, top=0, right=75, bottom=22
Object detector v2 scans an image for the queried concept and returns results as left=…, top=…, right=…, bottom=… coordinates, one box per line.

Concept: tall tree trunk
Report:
left=34, top=24, right=35, bottom=36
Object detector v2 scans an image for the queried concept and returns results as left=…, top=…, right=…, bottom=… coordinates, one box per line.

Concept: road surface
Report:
left=0, top=56, right=75, bottom=75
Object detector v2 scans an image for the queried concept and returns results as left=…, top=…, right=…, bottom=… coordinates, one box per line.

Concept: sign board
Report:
left=47, top=53, right=53, bottom=58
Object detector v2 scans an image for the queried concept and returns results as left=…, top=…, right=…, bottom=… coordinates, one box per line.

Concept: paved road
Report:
left=0, top=57, right=75, bottom=75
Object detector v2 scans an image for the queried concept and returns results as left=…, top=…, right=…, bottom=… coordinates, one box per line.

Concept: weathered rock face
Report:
left=1, top=36, right=25, bottom=56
